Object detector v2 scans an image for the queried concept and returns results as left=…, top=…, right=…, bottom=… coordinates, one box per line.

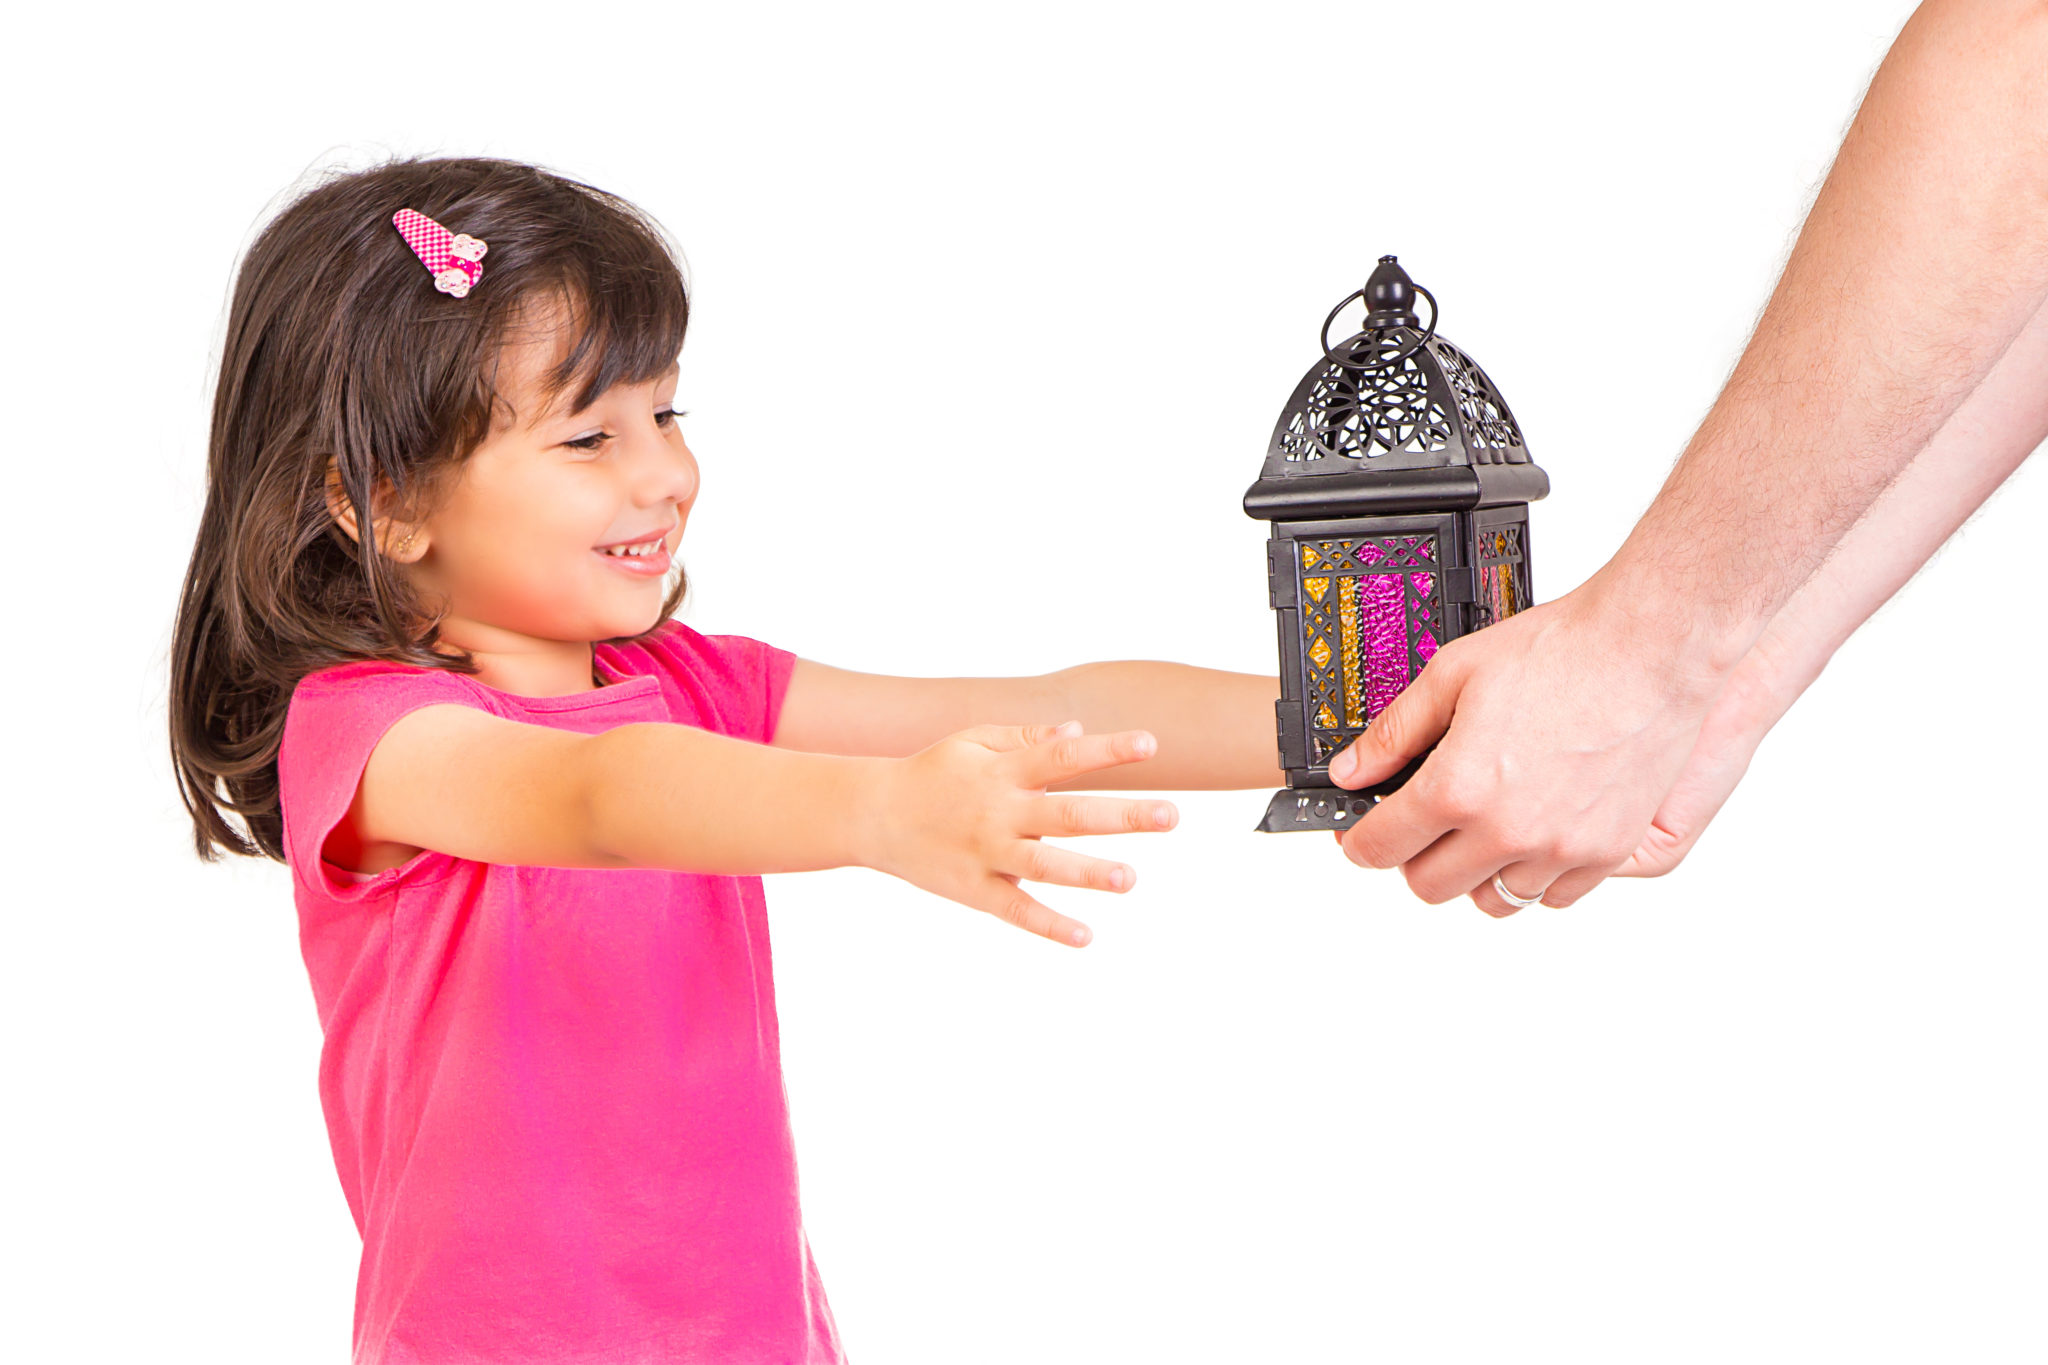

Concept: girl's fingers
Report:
left=993, top=839, right=1138, bottom=895
left=978, top=873, right=1094, bottom=947
left=1023, top=793, right=1178, bottom=838
left=1011, top=726, right=1158, bottom=788
left=964, top=721, right=1079, bottom=754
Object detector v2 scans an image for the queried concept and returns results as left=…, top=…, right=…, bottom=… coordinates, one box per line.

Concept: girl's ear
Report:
left=324, top=457, right=429, bottom=562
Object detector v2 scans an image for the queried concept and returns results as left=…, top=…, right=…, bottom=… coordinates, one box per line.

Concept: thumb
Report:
left=1330, top=666, right=1458, bottom=787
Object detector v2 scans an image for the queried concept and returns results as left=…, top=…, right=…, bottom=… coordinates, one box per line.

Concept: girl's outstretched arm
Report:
left=770, top=658, right=1281, bottom=791
left=1039, top=662, right=1281, bottom=792
left=345, top=701, right=1174, bottom=945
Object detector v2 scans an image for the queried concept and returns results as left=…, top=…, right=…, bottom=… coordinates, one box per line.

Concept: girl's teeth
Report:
left=604, top=542, right=660, bottom=557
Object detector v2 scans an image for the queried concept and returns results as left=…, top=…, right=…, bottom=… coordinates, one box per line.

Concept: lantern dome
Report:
left=1243, top=256, right=1549, bottom=522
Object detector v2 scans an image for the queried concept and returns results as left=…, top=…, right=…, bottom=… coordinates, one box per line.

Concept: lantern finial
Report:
left=1362, top=255, right=1419, bottom=326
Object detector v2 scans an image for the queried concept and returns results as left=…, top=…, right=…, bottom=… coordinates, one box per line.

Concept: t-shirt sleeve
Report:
left=651, top=619, right=799, bottom=745
left=277, top=664, right=497, bottom=903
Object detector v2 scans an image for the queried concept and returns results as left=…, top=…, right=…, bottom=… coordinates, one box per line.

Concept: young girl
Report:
left=169, top=156, right=1281, bottom=1363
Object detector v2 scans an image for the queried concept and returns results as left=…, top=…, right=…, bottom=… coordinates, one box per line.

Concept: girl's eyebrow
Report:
left=528, top=368, right=682, bottom=432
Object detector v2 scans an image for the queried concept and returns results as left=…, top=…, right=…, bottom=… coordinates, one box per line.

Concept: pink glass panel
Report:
left=1351, top=538, right=1438, bottom=720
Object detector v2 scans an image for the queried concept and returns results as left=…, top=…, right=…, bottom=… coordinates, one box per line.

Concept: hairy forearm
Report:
left=1743, top=297, right=2048, bottom=720
left=585, top=721, right=881, bottom=875
left=1606, top=0, right=2048, bottom=676
left=1044, top=660, right=1282, bottom=791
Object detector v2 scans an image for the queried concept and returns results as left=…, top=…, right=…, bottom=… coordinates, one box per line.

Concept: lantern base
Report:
left=1255, top=787, right=1378, bottom=833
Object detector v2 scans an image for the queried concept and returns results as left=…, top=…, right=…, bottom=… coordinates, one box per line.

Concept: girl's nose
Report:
left=627, top=427, right=698, bottom=505
left=668, top=439, right=700, bottom=505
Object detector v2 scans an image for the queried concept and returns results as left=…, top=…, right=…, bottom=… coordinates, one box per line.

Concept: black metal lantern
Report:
left=1244, top=256, right=1549, bottom=832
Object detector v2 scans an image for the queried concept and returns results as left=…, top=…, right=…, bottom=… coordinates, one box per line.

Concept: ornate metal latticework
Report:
left=1295, top=533, right=1447, bottom=768
left=1244, top=256, right=1551, bottom=833
left=1273, top=332, right=1530, bottom=468
left=1471, top=513, right=1533, bottom=629
left=1432, top=339, right=1524, bottom=457
left=1264, top=290, right=1530, bottom=479
left=1276, top=340, right=1453, bottom=462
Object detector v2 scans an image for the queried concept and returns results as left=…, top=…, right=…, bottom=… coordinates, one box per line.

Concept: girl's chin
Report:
left=597, top=593, right=674, bottom=641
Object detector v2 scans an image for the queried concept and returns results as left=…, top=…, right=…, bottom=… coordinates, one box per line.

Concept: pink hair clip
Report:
left=392, top=208, right=488, bottom=298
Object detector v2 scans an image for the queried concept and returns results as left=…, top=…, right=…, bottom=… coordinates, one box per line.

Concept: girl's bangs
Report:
left=535, top=230, right=691, bottom=415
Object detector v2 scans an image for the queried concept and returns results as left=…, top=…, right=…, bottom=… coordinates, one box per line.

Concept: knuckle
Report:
left=1402, top=868, right=1451, bottom=905
left=1056, top=798, right=1089, bottom=835
left=1603, top=834, right=1641, bottom=866
left=998, top=893, right=1037, bottom=927
left=969, top=811, right=1007, bottom=858
left=1491, top=819, right=1542, bottom=858
left=1554, top=828, right=1624, bottom=868
left=1021, top=845, right=1052, bottom=882
left=1432, top=786, right=1479, bottom=825
left=1572, top=835, right=1631, bottom=869
left=1343, top=831, right=1387, bottom=869
left=1408, top=763, right=1464, bottom=809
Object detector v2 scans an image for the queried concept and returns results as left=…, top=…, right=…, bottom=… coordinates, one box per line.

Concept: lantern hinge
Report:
left=1441, top=567, right=1475, bottom=604
left=1275, top=700, right=1303, bottom=767
left=1267, top=539, right=1297, bottom=608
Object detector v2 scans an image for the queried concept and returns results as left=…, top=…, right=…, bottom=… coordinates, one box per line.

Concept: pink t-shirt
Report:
left=277, top=618, right=841, bottom=1365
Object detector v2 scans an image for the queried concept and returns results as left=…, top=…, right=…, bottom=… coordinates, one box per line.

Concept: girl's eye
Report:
left=563, top=409, right=686, bottom=452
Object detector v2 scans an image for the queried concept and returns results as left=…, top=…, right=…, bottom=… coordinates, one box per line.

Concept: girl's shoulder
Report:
left=612, top=618, right=798, bottom=746
left=281, top=660, right=501, bottom=791
left=276, top=660, right=501, bottom=902
left=287, top=657, right=497, bottom=721
left=293, top=655, right=482, bottom=690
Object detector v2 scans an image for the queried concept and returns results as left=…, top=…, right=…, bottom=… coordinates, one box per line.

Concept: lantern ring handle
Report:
left=1319, top=283, right=1439, bottom=371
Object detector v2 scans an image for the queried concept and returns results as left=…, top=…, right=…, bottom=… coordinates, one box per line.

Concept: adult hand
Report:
left=1325, top=567, right=1733, bottom=915
left=1608, top=644, right=1792, bottom=882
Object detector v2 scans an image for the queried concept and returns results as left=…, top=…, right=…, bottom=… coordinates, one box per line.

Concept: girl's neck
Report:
left=429, top=631, right=607, bottom=698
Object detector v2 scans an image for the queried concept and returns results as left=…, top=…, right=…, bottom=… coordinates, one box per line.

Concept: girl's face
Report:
left=403, top=320, right=697, bottom=662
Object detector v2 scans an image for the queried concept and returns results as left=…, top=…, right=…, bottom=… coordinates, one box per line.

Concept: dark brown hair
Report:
left=170, top=156, right=692, bottom=863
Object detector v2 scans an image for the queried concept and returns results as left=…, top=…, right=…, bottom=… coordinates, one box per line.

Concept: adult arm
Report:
left=1331, top=0, right=2048, bottom=912
left=1617, top=294, right=2048, bottom=882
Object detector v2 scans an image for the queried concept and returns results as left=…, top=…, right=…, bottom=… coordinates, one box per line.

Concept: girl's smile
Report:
left=594, top=524, right=677, bottom=577
left=391, top=315, right=697, bottom=697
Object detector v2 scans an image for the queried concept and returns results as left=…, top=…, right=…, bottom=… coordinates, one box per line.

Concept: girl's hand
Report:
left=863, top=720, right=1178, bottom=947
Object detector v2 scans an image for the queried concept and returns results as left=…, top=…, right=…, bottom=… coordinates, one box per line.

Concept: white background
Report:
left=6, top=0, right=2044, bottom=1360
